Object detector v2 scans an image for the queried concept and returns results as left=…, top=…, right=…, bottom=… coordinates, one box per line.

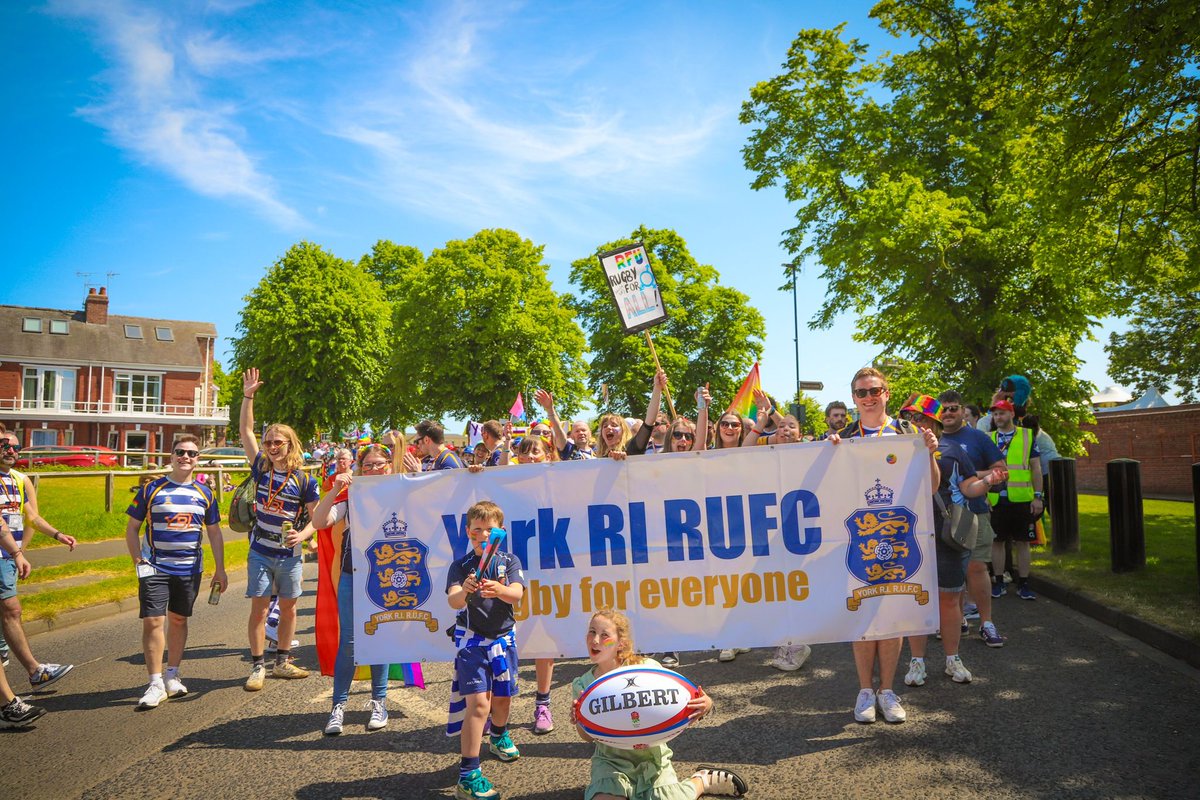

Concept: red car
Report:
left=16, top=445, right=121, bottom=468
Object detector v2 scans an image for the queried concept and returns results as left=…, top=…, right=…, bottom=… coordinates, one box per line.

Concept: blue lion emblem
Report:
left=845, top=479, right=921, bottom=586
left=365, top=538, right=431, bottom=613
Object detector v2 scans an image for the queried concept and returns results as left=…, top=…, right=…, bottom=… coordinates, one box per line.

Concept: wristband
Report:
left=1033, top=491, right=1043, bottom=499
left=243, top=394, right=253, bottom=399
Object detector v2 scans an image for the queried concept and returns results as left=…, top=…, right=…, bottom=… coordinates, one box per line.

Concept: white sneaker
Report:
left=718, top=649, right=736, bottom=662
left=853, top=688, right=876, bottom=723
left=735, top=648, right=751, bottom=654
left=138, top=682, right=167, bottom=710
left=877, top=689, right=906, bottom=723
left=660, top=652, right=679, bottom=667
left=324, top=702, right=345, bottom=735
left=945, top=655, right=972, bottom=683
left=165, top=675, right=188, bottom=698
left=904, top=658, right=926, bottom=687
left=791, top=644, right=812, bottom=669
left=366, top=698, right=388, bottom=731
left=766, top=645, right=799, bottom=671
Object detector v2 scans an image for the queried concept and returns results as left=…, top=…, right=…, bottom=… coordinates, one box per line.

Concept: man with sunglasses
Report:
left=819, top=401, right=849, bottom=440
left=936, top=391, right=1009, bottom=647
left=124, top=434, right=227, bottom=708
left=0, top=430, right=76, bottom=688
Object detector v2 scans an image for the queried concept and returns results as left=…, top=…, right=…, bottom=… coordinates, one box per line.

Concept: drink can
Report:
left=208, top=582, right=222, bottom=606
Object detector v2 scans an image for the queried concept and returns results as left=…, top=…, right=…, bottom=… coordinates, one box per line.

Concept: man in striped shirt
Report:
left=125, top=433, right=226, bottom=709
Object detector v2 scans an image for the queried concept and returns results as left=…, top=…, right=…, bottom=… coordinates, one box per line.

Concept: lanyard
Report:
left=0, top=472, right=19, bottom=509
left=263, top=467, right=293, bottom=510
left=853, top=416, right=891, bottom=438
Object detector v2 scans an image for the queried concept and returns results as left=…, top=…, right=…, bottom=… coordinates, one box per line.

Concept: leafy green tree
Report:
left=1107, top=277, right=1200, bottom=402
left=230, top=241, right=391, bottom=441
left=359, top=240, right=426, bottom=300
left=377, top=229, right=587, bottom=424
left=739, top=1, right=1196, bottom=454
left=569, top=226, right=766, bottom=418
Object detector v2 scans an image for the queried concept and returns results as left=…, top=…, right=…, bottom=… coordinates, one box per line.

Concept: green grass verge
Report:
left=22, top=473, right=245, bottom=549
left=1034, top=494, right=1200, bottom=643
left=20, top=540, right=251, bottom=622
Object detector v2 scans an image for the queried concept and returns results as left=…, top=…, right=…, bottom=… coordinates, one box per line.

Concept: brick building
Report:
left=0, top=288, right=228, bottom=458
left=1073, top=404, right=1200, bottom=500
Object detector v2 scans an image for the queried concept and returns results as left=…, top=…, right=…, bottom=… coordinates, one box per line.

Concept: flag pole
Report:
left=644, top=330, right=677, bottom=420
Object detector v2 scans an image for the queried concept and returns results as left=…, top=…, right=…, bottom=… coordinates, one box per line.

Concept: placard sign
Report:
left=597, top=242, right=668, bottom=333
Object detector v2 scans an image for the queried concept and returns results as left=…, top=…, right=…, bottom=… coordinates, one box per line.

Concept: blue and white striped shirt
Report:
left=248, top=454, right=318, bottom=558
left=126, top=476, right=219, bottom=576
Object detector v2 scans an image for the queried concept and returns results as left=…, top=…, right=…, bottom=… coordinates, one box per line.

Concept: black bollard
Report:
left=1107, top=459, right=1145, bottom=573
left=1050, top=458, right=1079, bottom=554
left=1193, top=462, right=1199, bottom=597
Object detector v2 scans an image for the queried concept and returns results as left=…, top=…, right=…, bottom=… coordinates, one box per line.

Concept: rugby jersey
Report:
left=840, top=417, right=912, bottom=438
left=428, top=448, right=464, bottom=471
left=126, top=476, right=219, bottom=576
left=0, top=469, right=27, bottom=559
left=249, top=454, right=319, bottom=558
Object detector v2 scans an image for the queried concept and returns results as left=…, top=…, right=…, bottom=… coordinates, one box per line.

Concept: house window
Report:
left=107, top=430, right=119, bottom=450
left=155, top=327, right=174, bottom=341
left=113, top=373, right=162, bottom=413
left=22, top=367, right=77, bottom=411
left=30, top=429, right=57, bottom=448
left=124, top=324, right=144, bottom=339
left=49, top=319, right=70, bottom=335
left=22, top=317, right=42, bottom=333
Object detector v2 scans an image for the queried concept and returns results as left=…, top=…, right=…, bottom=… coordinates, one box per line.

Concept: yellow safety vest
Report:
left=988, top=427, right=1034, bottom=504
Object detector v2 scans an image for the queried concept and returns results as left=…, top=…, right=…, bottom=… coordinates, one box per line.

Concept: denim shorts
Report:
left=936, top=544, right=970, bottom=593
left=246, top=549, right=304, bottom=599
left=0, top=557, right=18, bottom=601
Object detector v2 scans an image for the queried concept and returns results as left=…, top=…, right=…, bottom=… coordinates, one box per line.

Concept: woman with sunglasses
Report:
left=898, top=396, right=1007, bottom=691
left=827, top=368, right=939, bottom=725
left=311, top=444, right=398, bottom=735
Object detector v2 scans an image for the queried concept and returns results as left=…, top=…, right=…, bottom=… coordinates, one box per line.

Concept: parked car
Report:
left=16, top=445, right=120, bottom=468
left=196, top=446, right=249, bottom=468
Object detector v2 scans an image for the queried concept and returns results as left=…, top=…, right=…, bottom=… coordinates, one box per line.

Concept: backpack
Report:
left=228, top=474, right=257, bottom=533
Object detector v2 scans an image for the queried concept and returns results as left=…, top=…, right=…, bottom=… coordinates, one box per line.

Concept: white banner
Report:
left=350, top=437, right=937, bottom=664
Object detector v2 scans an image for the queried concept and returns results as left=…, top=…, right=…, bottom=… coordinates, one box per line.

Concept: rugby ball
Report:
left=574, top=666, right=701, bottom=749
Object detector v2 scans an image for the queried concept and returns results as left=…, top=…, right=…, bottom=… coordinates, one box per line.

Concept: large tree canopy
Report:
left=569, top=226, right=765, bottom=417
left=231, top=241, right=391, bottom=441
left=377, top=229, right=588, bottom=424
left=740, top=0, right=1198, bottom=454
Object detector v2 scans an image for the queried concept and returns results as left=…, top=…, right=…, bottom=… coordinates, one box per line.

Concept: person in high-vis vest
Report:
left=0, top=430, right=77, bottom=690
left=985, top=400, right=1044, bottom=601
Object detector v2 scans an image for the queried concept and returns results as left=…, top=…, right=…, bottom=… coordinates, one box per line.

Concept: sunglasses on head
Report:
left=853, top=386, right=885, bottom=399
left=671, top=431, right=695, bottom=440
left=173, top=448, right=199, bottom=458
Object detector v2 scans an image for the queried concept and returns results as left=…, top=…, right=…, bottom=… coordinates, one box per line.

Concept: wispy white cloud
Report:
left=47, top=0, right=304, bottom=228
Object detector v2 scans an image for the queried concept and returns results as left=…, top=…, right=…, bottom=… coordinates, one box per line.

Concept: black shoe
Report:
left=0, top=697, right=47, bottom=728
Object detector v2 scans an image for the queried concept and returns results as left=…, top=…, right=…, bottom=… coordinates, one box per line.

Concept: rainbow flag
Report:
left=727, top=362, right=762, bottom=419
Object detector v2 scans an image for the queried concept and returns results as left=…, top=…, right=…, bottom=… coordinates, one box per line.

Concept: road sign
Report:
left=797, top=381, right=824, bottom=391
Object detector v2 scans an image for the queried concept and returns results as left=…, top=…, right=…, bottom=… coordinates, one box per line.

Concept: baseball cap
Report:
left=990, top=399, right=1016, bottom=413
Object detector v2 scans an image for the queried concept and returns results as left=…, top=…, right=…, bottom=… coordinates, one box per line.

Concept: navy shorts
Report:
left=455, top=640, right=519, bottom=697
left=139, top=571, right=203, bottom=618
left=991, top=501, right=1037, bottom=543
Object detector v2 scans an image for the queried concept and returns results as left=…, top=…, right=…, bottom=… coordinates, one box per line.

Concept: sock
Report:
left=946, top=655, right=958, bottom=666
left=253, top=655, right=265, bottom=668
left=165, top=666, right=179, bottom=681
left=490, top=724, right=507, bottom=739
left=148, top=672, right=163, bottom=686
left=459, top=756, right=481, bottom=780
left=911, top=657, right=924, bottom=665
left=535, top=691, right=550, bottom=707
left=276, top=650, right=290, bottom=666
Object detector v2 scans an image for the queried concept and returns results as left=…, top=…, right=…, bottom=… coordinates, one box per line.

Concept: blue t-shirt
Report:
left=249, top=454, right=319, bottom=558
left=126, top=476, right=219, bottom=576
left=840, top=418, right=911, bottom=437
left=940, top=426, right=1005, bottom=513
left=445, top=550, right=525, bottom=638
left=428, top=449, right=464, bottom=471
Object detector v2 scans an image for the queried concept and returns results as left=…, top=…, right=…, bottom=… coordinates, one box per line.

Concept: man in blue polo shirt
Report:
left=416, top=419, right=464, bottom=471
left=125, top=433, right=227, bottom=708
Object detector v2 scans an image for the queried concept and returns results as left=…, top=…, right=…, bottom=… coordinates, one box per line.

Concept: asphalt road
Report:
left=4, top=565, right=1198, bottom=800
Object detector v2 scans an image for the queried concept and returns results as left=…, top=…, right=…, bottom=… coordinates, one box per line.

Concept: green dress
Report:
left=571, top=659, right=697, bottom=800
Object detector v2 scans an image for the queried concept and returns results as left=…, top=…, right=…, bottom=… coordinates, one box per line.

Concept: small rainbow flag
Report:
left=354, top=662, right=424, bottom=685
left=727, top=362, right=762, bottom=420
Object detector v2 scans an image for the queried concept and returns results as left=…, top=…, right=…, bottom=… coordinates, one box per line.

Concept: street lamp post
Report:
left=785, top=261, right=800, bottom=403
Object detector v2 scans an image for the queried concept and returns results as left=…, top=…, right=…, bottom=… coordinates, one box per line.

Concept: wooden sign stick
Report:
left=644, top=330, right=677, bottom=420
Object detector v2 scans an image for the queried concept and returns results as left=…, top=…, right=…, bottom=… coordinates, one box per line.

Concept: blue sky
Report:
left=1, top=0, right=1134, bottom=420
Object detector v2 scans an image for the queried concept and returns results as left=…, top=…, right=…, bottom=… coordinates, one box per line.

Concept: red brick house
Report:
left=0, top=287, right=228, bottom=458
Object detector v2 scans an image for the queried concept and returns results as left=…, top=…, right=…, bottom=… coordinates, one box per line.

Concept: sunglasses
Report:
left=942, top=404, right=961, bottom=413
left=0, top=442, right=20, bottom=453
left=718, top=420, right=742, bottom=429
left=671, top=431, right=695, bottom=440
left=263, top=439, right=288, bottom=448
left=853, top=386, right=885, bottom=399
left=173, top=448, right=200, bottom=458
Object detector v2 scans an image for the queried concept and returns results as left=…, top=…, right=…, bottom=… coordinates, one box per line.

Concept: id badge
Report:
left=136, top=562, right=156, bottom=579
left=3, top=512, right=21, bottom=533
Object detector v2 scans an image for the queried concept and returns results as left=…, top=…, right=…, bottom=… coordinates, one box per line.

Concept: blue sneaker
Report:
left=29, top=663, right=73, bottom=690
left=488, top=730, right=520, bottom=762
left=1018, top=585, right=1037, bottom=601
left=980, top=622, right=1006, bottom=648
left=991, top=582, right=1006, bottom=599
left=456, top=769, right=500, bottom=799
left=963, top=603, right=980, bottom=620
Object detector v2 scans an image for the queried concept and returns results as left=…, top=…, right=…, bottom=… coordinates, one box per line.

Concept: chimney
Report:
left=84, top=286, right=109, bottom=325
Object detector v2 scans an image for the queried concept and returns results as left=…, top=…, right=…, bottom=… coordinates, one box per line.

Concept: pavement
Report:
left=3, top=561, right=1199, bottom=799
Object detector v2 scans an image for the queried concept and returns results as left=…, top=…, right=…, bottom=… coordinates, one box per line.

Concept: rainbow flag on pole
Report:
left=726, top=362, right=762, bottom=419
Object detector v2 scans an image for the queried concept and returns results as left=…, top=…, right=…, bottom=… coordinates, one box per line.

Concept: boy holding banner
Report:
left=446, top=501, right=527, bottom=800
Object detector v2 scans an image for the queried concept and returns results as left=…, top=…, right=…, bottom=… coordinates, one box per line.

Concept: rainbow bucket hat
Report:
left=900, top=394, right=943, bottom=423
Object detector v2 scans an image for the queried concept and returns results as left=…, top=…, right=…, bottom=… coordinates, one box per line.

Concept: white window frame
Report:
left=49, top=319, right=70, bottom=335
left=124, top=324, right=144, bottom=339
left=113, top=372, right=163, bottom=413
left=30, top=429, right=57, bottom=447
left=155, top=326, right=174, bottom=341
left=22, top=366, right=77, bottom=411
left=22, top=317, right=42, bottom=333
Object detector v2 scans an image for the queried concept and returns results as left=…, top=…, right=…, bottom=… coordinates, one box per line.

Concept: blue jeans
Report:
left=333, top=571, right=388, bottom=705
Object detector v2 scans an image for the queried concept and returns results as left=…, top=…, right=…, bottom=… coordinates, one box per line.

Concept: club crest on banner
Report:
left=844, top=479, right=929, bottom=610
left=364, top=513, right=439, bottom=635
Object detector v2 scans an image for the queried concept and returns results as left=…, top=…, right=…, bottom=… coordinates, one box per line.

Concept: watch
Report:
left=1033, top=491, right=1044, bottom=499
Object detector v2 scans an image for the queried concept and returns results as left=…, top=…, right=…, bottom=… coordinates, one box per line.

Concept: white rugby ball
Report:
left=574, top=665, right=701, bottom=749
